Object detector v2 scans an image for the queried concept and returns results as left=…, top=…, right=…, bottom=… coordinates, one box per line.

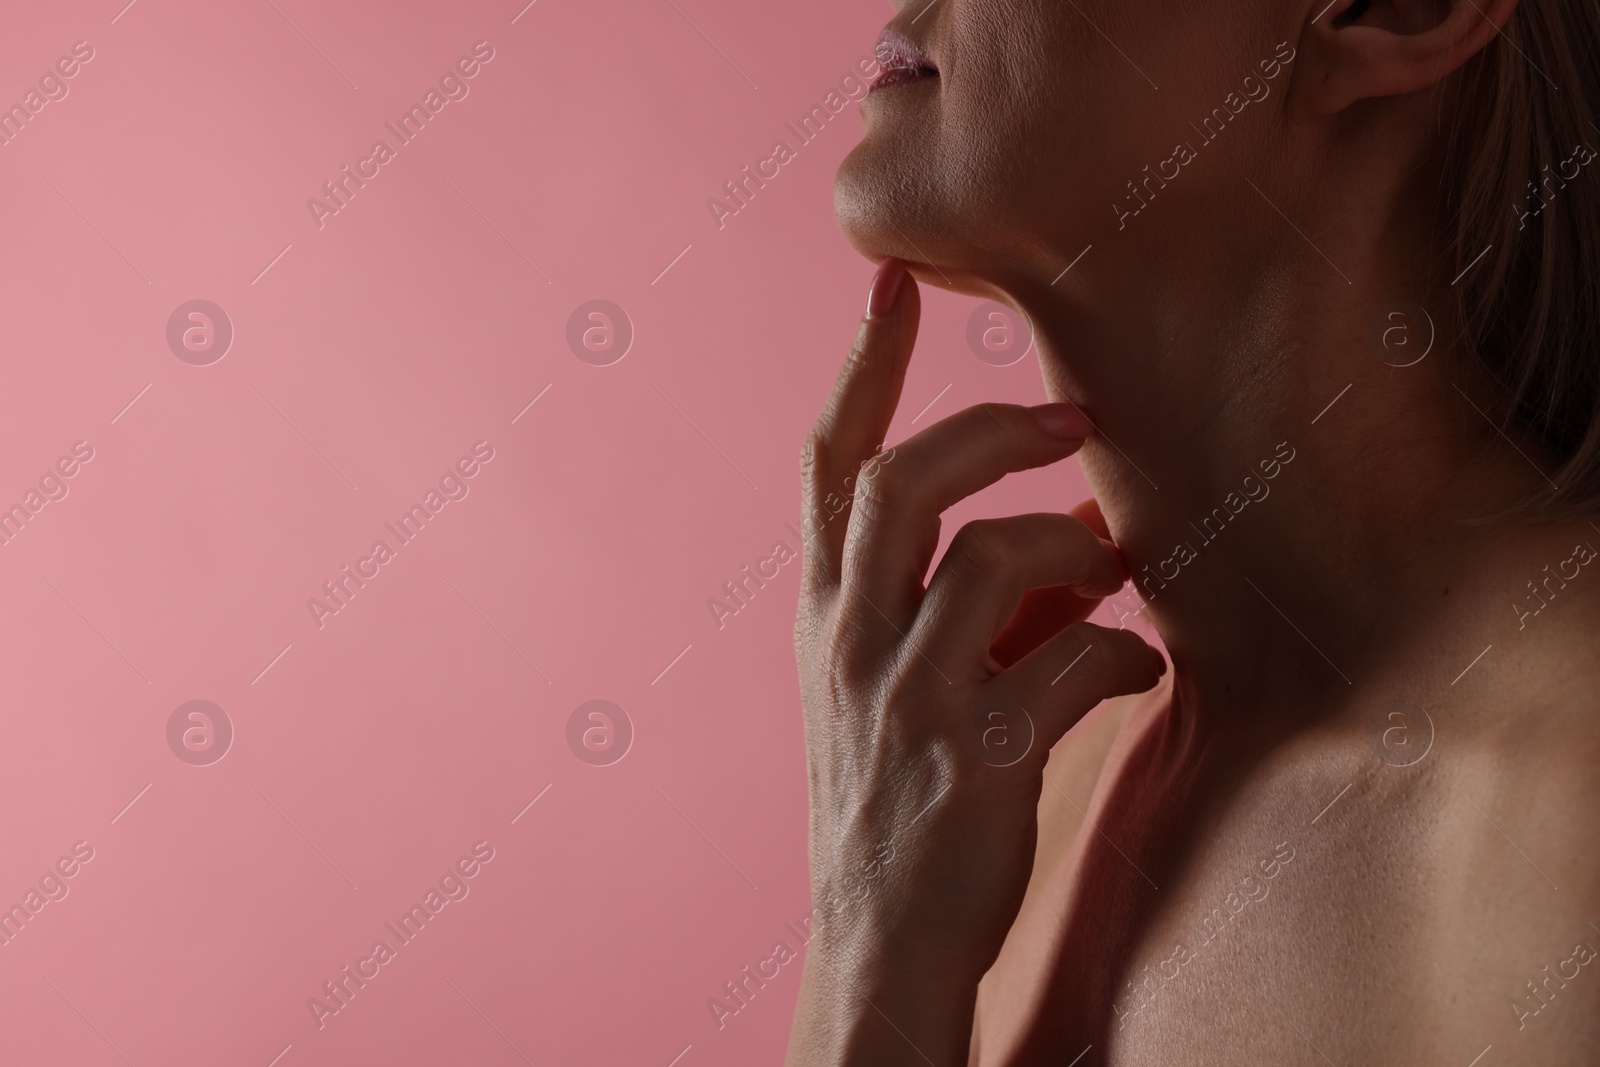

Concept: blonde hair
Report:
left=1441, top=0, right=1600, bottom=520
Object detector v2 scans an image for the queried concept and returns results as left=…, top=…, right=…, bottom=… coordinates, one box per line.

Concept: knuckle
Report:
left=918, top=737, right=966, bottom=791
left=844, top=331, right=875, bottom=372
left=815, top=607, right=878, bottom=696
left=799, top=427, right=832, bottom=495
left=819, top=651, right=858, bottom=713
left=800, top=547, right=837, bottom=592
left=877, top=659, right=931, bottom=720
left=807, top=635, right=857, bottom=715
left=857, top=445, right=893, bottom=481
left=863, top=443, right=897, bottom=474
left=952, top=742, right=999, bottom=786
left=800, top=427, right=824, bottom=474
left=949, top=519, right=1007, bottom=576
left=1064, top=623, right=1152, bottom=686
left=1064, top=621, right=1116, bottom=662
left=852, top=458, right=908, bottom=516
left=793, top=596, right=826, bottom=654
left=975, top=402, right=1023, bottom=444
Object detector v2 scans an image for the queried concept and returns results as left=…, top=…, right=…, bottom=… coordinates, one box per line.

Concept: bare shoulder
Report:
left=970, top=675, right=1173, bottom=1059
left=1423, top=639, right=1600, bottom=1056
left=1035, top=672, right=1174, bottom=858
left=1012, top=669, right=1174, bottom=907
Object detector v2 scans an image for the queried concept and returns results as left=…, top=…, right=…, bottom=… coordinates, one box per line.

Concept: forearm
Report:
left=784, top=935, right=979, bottom=1067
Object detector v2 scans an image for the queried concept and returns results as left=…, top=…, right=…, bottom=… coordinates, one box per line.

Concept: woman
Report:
left=786, top=0, right=1600, bottom=1062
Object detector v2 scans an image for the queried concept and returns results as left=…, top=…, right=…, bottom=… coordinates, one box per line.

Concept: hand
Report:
left=785, top=259, right=1165, bottom=1066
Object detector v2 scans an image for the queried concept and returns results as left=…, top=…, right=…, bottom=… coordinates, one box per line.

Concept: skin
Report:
left=786, top=0, right=1600, bottom=1063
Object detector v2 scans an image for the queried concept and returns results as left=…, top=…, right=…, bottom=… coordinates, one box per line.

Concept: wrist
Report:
left=810, top=895, right=997, bottom=992
left=785, top=932, right=979, bottom=1067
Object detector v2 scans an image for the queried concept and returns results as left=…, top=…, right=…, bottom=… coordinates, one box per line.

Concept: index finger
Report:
left=838, top=399, right=1094, bottom=626
left=798, top=258, right=920, bottom=591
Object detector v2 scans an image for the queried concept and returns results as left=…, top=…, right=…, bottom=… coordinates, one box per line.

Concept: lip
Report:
left=870, top=28, right=938, bottom=93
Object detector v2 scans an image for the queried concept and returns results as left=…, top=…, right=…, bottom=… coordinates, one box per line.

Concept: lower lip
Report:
left=868, top=68, right=937, bottom=94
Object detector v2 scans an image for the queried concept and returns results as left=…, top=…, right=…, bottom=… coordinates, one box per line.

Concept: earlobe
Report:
left=1296, top=0, right=1520, bottom=115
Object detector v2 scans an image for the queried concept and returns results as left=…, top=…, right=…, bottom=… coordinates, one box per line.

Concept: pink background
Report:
left=0, top=1, right=1119, bottom=1064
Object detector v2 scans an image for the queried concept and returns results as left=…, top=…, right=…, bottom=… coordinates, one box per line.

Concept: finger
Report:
left=798, top=258, right=920, bottom=594
left=989, top=582, right=1103, bottom=670
left=839, top=400, right=1094, bottom=628
left=913, top=513, right=1127, bottom=678
left=991, top=621, right=1165, bottom=761
left=1070, top=495, right=1112, bottom=541
left=990, top=498, right=1126, bottom=668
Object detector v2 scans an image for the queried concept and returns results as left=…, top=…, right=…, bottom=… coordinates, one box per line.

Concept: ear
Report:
left=1295, top=0, right=1521, bottom=114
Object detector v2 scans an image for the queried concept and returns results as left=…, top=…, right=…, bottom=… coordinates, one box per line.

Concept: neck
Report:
left=1006, top=232, right=1590, bottom=727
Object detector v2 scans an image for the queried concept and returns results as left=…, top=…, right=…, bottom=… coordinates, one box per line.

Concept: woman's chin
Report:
left=832, top=159, right=942, bottom=272
left=832, top=149, right=901, bottom=264
left=832, top=186, right=993, bottom=301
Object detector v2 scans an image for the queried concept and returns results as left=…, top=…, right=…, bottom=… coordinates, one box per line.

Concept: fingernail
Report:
left=866, top=259, right=907, bottom=319
left=1031, top=402, right=1094, bottom=439
left=1107, top=542, right=1131, bottom=583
